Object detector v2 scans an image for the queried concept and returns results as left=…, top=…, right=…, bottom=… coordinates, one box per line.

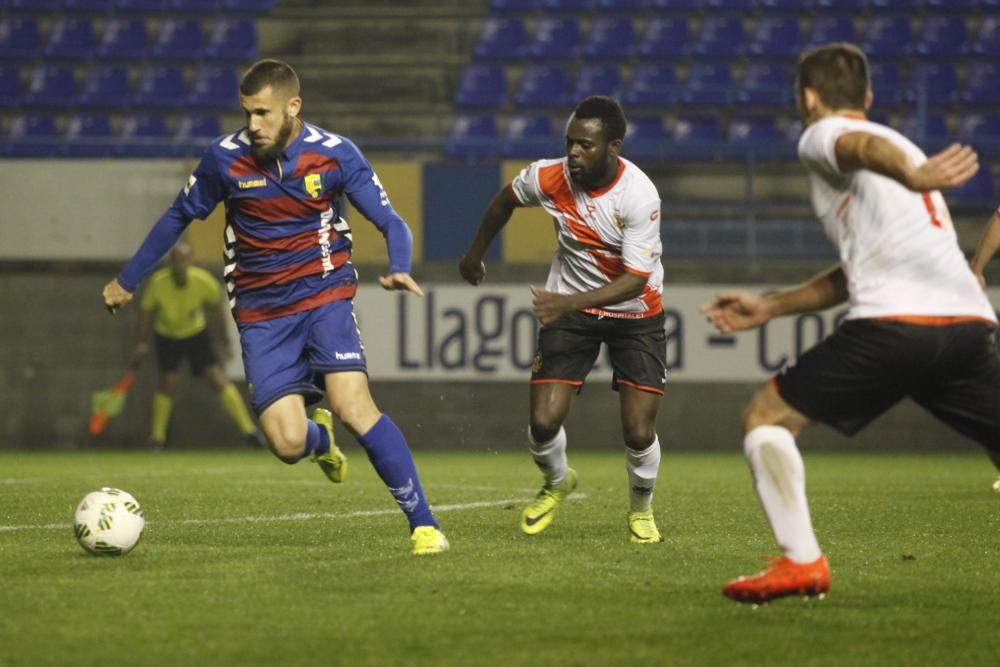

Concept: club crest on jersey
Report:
left=532, top=353, right=543, bottom=374
left=613, top=214, right=626, bottom=230
left=304, top=173, right=322, bottom=199
left=184, top=174, right=197, bottom=196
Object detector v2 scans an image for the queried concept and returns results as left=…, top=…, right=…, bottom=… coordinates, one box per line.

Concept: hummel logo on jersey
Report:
left=304, top=173, right=322, bottom=199
left=238, top=178, right=266, bottom=190
left=184, top=174, right=197, bottom=196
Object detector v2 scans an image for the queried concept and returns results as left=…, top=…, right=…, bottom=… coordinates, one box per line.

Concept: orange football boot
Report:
left=723, top=555, right=830, bottom=604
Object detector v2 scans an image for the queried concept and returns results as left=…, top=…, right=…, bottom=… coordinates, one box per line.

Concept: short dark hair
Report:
left=796, top=43, right=869, bottom=110
left=573, top=96, right=627, bottom=143
left=240, top=59, right=300, bottom=98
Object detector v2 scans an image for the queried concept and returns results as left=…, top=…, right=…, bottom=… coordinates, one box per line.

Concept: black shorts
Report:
left=775, top=318, right=1000, bottom=454
left=154, top=330, right=219, bottom=376
left=531, top=310, right=667, bottom=395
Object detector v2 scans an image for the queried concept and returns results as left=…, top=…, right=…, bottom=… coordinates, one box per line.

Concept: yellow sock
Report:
left=220, top=383, right=256, bottom=435
left=151, top=392, right=173, bottom=443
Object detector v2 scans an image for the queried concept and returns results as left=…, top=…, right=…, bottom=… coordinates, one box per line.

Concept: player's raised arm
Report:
left=459, top=184, right=521, bottom=286
left=835, top=133, right=979, bottom=192
left=970, top=206, right=1000, bottom=288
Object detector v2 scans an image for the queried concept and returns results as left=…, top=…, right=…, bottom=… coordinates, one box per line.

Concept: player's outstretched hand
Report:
left=699, top=290, right=773, bottom=334
left=908, top=143, right=979, bottom=192
left=459, top=253, right=486, bottom=286
left=531, top=286, right=572, bottom=326
left=102, top=278, right=133, bottom=315
left=378, top=272, right=424, bottom=296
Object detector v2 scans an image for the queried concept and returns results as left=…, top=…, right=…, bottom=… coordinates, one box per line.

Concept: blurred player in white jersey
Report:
left=701, top=43, right=1000, bottom=604
left=460, top=96, right=667, bottom=544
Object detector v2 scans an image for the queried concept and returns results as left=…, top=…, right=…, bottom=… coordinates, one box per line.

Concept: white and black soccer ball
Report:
left=73, top=488, right=145, bottom=556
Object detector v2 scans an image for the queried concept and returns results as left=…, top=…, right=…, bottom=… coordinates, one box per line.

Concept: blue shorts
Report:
left=239, top=299, right=368, bottom=414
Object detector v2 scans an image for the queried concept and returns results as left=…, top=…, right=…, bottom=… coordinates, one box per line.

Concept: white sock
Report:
left=626, top=436, right=661, bottom=512
left=528, top=426, right=568, bottom=485
left=743, top=425, right=822, bottom=563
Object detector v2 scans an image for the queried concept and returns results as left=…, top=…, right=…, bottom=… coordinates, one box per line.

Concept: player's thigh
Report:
left=259, top=393, right=308, bottom=457
left=912, top=323, right=1000, bottom=455
left=529, top=381, right=578, bottom=437
left=323, top=370, right=380, bottom=436
left=605, top=313, right=667, bottom=395
left=531, top=311, right=603, bottom=388
left=239, top=314, right=321, bottom=415
left=772, top=320, right=908, bottom=437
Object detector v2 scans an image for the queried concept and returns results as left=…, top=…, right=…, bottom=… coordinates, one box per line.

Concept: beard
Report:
left=250, top=114, right=295, bottom=161
left=569, top=148, right=612, bottom=188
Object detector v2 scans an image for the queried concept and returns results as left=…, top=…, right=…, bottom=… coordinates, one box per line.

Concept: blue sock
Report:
left=298, top=419, right=330, bottom=460
left=357, top=415, right=438, bottom=531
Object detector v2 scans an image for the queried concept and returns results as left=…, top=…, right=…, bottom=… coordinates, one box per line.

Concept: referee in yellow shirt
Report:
left=130, top=241, right=264, bottom=449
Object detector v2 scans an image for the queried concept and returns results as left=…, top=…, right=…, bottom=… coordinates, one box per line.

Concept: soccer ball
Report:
left=73, top=488, right=145, bottom=556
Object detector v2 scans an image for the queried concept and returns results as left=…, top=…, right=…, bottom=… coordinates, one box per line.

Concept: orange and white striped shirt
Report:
left=511, top=156, right=663, bottom=319
left=799, top=114, right=995, bottom=324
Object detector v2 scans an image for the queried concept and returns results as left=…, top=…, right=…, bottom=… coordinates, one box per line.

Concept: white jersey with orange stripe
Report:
left=510, top=156, right=664, bottom=319
left=798, top=114, right=996, bottom=323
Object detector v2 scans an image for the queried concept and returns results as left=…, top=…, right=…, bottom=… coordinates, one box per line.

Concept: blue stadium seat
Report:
left=923, top=0, right=980, bottom=10
left=869, top=62, right=906, bottom=106
left=23, top=65, right=77, bottom=108
left=174, top=115, right=222, bottom=156
left=7, top=114, right=59, bottom=158
left=912, top=16, right=967, bottom=59
left=132, top=65, right=186, bottom=108
left=64, top=114, right=115, bottom=158
left=593, top=0, right=644, bottom=12
left=152, top=18, right=204, bottom=60
left=45, top=17, right=96, bottom=60
left=473, top=17, right=525, bottom=61
left=488, top=0, right=544, bottom=10
left=805, top=17, right=855, bottom=49
left=971, top=18, right=1000, bottom=58
left=0, top=17, right=41, bottom=60
left=624, top=115, right=666, bottom=159
left=621, top=64, right=677, bottom=106
left=115, top=0, right=168, bottom=10
left=735, top=63, right=793, bottom=107
left=204, top=19, right=257, bottom=61
left=168, top=0, right=222, bottom=12
left=5, top=0, right=62, bottom=10
left=860, top=16, right=912, bottom=58
left=444, top=113, right=500, bottom=159
left=728, top=115, right=786, bottom=158
left=573, top=64, right=621, bottom=99
left=187, top=65, right=238, bottom=109
left=906, top=63, right=958, bottom=107
left=898, top=113, right=949, bottom=151
left=118, top=114, right=170, bottom=157
left=678, top=63, right=733, bottom=107
left=97, top=18, right=148, bottom=59
left=956, top=114, right=1000, bottom=157
left=522, top=18, right=580, bottom=60
left=78, top=65, right=131, bottom=108
left=582, top=17, right=635, bottom=60
left=0, top=65, right=20, bottom=107
left=514, top=64, right=571, bottom=108
left=746, top=17, right=800, bottom=59
left=687, top=16, right=744, bottom=59
left=868, top=0, right=921, bottom=11
left=63, top=0, right=116, bottom=11
left=704, top=0, right=755, bottom=10
left=453, top=64, right=507, bottom=109
left=961, top=63, right=1000, bottom=106
left=645, top=0, right=702, bottom=9
left=812, top=0, right=866, bottom=11
left=758, top=0, right=813, bottom=10
left=671, top=115, right=723, bottom=159
left=540, top=0, right=597, bottom=9
left=635, top=17, right=688, bottom=60
left=220, top=0, right=275, bottom=12
left=502, top=113, right=557, bottom=159
left=948, top=163, right=995, bottom=205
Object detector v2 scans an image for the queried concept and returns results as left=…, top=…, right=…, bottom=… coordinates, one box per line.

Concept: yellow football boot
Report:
left=310, top=408, right=348, bottom=483
left=627, top=510, right=664, bottom=544
left=520, top=468, right=579, bottom=535
left=411, top=526, right=449, bottom=556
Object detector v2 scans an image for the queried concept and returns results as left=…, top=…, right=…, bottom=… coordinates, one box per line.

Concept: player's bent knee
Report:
left=261, top=423, right=306, bottom=463
left=529, top=419, right=561, bottom=444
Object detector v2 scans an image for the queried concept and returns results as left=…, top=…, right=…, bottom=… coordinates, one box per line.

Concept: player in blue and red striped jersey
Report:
left=102, top=59, right=448, bottom=556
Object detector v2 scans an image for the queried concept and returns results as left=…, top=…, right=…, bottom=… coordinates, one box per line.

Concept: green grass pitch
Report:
left=0, top=450, right=996, bottom=666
